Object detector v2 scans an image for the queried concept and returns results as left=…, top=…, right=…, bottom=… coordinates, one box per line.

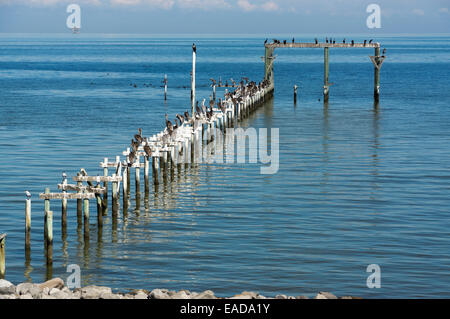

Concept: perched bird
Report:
left=134, top=128, right=143, bottom=144
left=369, top=39, right=373, bottom=44
left=165, top=113, right=173, bottom=132
left=364, top=40, right=367, bottom=46
left=343, top=38, right=346, bottom=44
left=292, top=37, right=295, bottom=43
left=128, top=151, right=136, bottom=166
left=184, top=110, right=190, bottom=122
left=25, top=190, right=31, bottom=198
left=192, top=43, right=196, bottom=53
left=283, top=40, right=287, bottom=44
left=176, top=113, right=184, bottom=125
left=351, top=40, right=354, bottom=45
left=382, top=48, right=386, bottom=55
left=326, top=37, right=328, bottom=43
left=264, top=38, right=268, bottom=44
left=315, top=38, right=318, bottom=45
left=144, top=143, right=152, bottom=158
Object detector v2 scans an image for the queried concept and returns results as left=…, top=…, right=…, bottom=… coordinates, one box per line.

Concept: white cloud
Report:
left=261, top=1, right=278, bottom=11
left=438, top=7, right=448, bottom=13
left=412, top=8, right=425, bottom=16
left=237, top=0, right=256, bottom=11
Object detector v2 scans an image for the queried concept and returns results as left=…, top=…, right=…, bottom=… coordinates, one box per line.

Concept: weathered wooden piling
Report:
left=164, top=73, right=167, bottom=100
left=61, top=172, right=68, bottom=231
left=324, top=47, right=329, bottom=102
left=44, top=187, right=50, bottom=249
left=135, top=156, right=141, bottom=197
left=45, top=210, right=53, bottom=264
left=374, top=47, right=380, bottom=101
left=83, top=197, right=89, bottom=240
left=152, top=155, right=160, bottom=185
left=76, top=172, right=82, bottom=221
left=0, top=233, right=6, bottom=279
left=102, top=157, right=108, bottom=214
left=122, top=164, right=128, bottom=209
left=25, top=193, right=31, bottom=251
left=144, top=155, right=150, bottom=195
left=294, top=84, right=298, bottom=103
left=95, top=184, right=103, bottom=227
left=191, top=43, right=196, bottom=116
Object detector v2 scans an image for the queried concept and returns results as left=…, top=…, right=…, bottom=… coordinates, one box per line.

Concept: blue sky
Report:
left=0, top=0, right=449, bottom=34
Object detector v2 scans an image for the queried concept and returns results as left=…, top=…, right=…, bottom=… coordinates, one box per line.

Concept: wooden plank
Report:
left=57, top=183, right=106, bottom=194
left=72, top=175, right=122, bottom=183
left=266, top=42, right=380, bottom=48
left=40, top=192, right=95, bottom=200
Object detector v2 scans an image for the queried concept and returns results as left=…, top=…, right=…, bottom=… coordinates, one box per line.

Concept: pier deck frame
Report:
left=264, top=42, right=383, bottom=101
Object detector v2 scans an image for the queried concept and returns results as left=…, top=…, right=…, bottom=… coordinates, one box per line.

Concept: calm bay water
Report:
left=0, top=34, right=449, bottom=298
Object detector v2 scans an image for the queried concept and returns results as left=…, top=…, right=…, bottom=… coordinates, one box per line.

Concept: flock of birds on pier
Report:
left=126, top=78, right=272, bottom=167
left=266, top=38, right=386, bottom=56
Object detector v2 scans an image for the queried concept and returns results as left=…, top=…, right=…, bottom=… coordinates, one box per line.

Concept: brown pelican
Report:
left=176, top=113, right=184, bottom=125
left=165, top=113, right=173, bottom=132
left=134, top=128, right=143, bottom=144
left=131, top=139, right=138, bottom=152
left=144, top=143, right=152, bottom=158
left=128, top=151, right=136, bottom=166
left=184, top=110, right=190, bottom=122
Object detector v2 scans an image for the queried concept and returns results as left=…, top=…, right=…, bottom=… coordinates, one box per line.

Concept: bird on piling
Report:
left=131, top=139, right=138, bottom=152
left=343, top=38, right=346, bottom=44
left=382, top=48, right=386, bottom=58
left=351, top=40, right=354, bottom=46
left=195, top=101, right=201, bottom=117
left=176, top=113, right=185, bottom=125
left=292, top=37, right=295, bottom=43
left=369, top=39, right=373, bottom=44
left=165, top=113, right=173, bottom=132
left=315, top=38, right=318, bottom=44
left=144, top=143, right=152, bottom=158
left=192, top=43, right=196, bottom=53
left=326, top=37, right=328, bottom=43
left=333, top=39, right=335, bottom=44
left=134, top=128, right=143, bottom=144
left=283, top=40, right=287, bottom=44
left=184, top=110, right=190, bottom=122
left=364, top=40, right=367, bottom=46
left=264, top=38, right=268, bottom=44
left=128, top=151, right=136, bottom=167
left=25, top=190, right=31, bottom=198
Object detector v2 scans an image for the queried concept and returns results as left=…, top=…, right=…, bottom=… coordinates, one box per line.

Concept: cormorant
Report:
left=192, top=43, right=196, bottom=53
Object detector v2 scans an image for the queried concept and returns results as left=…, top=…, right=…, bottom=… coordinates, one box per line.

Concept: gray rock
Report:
left=20, top=293, right=33, bottom=299
left=150, top=289, right=170, bottom=299
left=0, top=279, right=15, bottom=295
left=38, top=278, right=64, bottom=291
left=16, top=283, right=42, bottom=298
left=171, top=291, right=190, bottom=299
left=315, top=292, right=337, bottom=299
left=193, top=290, right=216, bottom=299
left=275, top=294, right=287, bottom=299
left=100, top=292, right=121, bottom=299
left=80, top=286, right=112, bottom=299
left=134, top=292, right=148, bottom=299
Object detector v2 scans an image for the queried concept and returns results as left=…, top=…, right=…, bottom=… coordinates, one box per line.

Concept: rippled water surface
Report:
left=0, top=34, right=449, bottom=298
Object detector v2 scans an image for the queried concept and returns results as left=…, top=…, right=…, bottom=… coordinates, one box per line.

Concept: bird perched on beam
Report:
left=144, top=143, right=152, bottom=158
left=25, top=191, right=31, bottom=198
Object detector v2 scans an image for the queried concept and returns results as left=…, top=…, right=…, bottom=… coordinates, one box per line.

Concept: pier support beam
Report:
left=0, top=234, right=5, bottom=279
left=323, top=47, right=329, bottom=102
left=264, top=45, right=275, bottom=84
left=374, top=47, right=380, bottom=101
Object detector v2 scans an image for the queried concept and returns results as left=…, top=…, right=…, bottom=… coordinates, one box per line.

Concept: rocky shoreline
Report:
left=0, top=278, right=361, bottom=300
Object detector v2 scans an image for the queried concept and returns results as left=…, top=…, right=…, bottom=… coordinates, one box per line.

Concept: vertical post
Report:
left=213, top=84, right=216, bottom=101
left=374, top=46, right=380, bottom=101
left=25, top=194, right=31, bottom=252
left=135, top=157, right=141, bottom=197
left=76, top=173, right=82, bottom=221
left=0, top=234, right=6, bottom=279
left=112, top=175, right=118, bottom=212
left=123, top=164, right=128, bottom=209
left=83, top=197, right=89, bottom=240
left=324, top=46, right=329, bottom=102
left=164, top=74, right=167, bottom=100
left=44, top=187, right=50, bottom=249
left=96, top=186, right=103, bottom=227
left=264, top=45, right=274, bottom=84
left=152, top=155, right=160, bottom=185
left=294, top=84, right=298, bottom=104
left=45, top=211, right=53, bottom=265
left=192, top=43, right=196, bottom=117
left=61, top=173, right=67, bottom=232
left=144, top=155, right=149, bottom=195
left=102, top=158, right=108, bottom=215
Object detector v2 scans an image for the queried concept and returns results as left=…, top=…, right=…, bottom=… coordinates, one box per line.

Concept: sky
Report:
left=0, top=0, right=449, bottom=34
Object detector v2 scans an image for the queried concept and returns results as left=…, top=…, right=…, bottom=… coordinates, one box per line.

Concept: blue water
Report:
left=0, top=34, right=449, bottom=298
